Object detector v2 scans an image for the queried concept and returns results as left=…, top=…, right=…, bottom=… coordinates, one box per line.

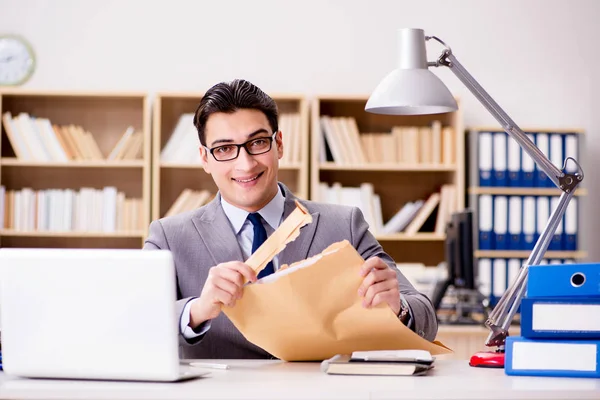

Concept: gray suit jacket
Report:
left=143, top=184, right=438, bottom=359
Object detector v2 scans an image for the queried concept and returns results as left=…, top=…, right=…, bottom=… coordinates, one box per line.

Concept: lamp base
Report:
left=469, top=349, right=505, bottom=368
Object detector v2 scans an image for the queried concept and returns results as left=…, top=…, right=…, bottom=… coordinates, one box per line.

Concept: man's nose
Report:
left=234, top=146, right=258, bottom=170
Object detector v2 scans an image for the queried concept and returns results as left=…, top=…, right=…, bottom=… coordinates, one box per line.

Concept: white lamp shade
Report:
left=365, top=68, right=458, bottom=115
left=365, top=28, right=458, bottom=115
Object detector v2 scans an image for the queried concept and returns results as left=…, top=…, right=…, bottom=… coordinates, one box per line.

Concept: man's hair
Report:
left=193, top=79, right=279, bottom=146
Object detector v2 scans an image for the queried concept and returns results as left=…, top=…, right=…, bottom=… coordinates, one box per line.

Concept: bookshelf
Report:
left=311, top=95, right=465, bottom=266
left=152, top=93, right=309, bottom=220
left=467, top=126, right=587, bottom=305
left=0, top=90, right=151, bottom=249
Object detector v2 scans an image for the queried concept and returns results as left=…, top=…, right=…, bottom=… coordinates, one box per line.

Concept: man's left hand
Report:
left=357, top=257, right=400, bottom=315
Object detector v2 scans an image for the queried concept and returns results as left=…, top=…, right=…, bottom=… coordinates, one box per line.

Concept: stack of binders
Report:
left=505, top=263, right=600, bottom=377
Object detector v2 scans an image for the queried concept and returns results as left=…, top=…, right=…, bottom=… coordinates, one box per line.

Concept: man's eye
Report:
left=216, top=145, right=236, bottom=154
left=251, top=139, right=268, bottom=146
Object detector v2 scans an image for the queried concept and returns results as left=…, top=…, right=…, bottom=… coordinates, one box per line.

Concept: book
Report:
left=321, top=351, right=434, bottom=376
left=404, top=192, right=440, bottom=235
left=350, top=349, right=433, bottom=364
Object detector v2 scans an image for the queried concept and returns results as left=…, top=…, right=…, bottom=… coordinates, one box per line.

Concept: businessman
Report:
left=144, top=79, right=438, bottom=359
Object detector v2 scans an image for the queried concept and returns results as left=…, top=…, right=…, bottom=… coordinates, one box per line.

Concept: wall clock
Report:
left=0, top=35, right=36, bottom=86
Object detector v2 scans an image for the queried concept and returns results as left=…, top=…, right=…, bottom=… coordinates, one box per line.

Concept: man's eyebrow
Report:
left=210, top=128, right=270, bottom=147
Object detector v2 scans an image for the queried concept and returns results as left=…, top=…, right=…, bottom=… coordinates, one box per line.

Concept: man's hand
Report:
left=189, top=261, right=257, bottom=328
left=357, top=257, right=400, bottom=315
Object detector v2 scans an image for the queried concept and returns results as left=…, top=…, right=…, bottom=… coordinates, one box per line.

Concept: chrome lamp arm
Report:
left=426, top=35, right=584, bottom=348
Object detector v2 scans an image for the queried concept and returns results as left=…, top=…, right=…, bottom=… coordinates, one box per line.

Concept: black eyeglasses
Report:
left=205, top=132, right=277, bottom=162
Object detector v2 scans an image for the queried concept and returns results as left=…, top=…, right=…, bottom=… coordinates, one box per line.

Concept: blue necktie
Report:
left=247, top=213, right=275, bottom=279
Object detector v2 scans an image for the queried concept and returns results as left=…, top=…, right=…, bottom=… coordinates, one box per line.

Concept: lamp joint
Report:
left=558, top=173, right=580, bottom=193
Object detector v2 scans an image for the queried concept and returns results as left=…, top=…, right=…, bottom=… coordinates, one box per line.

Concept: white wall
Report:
left=2, top=0, right=599, bottom=259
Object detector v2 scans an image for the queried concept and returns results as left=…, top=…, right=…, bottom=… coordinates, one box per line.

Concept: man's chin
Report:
left=228, top=188, right=262, bottom=207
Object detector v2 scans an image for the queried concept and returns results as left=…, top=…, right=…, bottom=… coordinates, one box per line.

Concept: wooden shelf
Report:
left=475, top=250, right=587, bottom=259
left=0, top=90, right=152, bottom=249
left=0, top=89, right=148, bottom=98
left=159, top=162, right=205, bottom=169
left=319, top=163, right=457, bottom=172
left=468, top=126, right=585, bottom=134
left=469, top=186, right=588, bottom=196
left=375, top=233, right=445, bottom=241
left=160, top=162, right=303, bottom=170
left=1, top=158, right=144, bottom=168
left=312, top=95, right=464, bottom=266
left=0, top=230, right=145, bottom=238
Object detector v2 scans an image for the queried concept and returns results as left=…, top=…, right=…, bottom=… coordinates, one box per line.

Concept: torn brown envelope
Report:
left=223, top=239, right=453, bottom=361
left=244, top=200, right=313, bottom=276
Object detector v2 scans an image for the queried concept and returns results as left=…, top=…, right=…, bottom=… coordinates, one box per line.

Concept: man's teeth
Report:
left=236, top=175, right=259, bottom=183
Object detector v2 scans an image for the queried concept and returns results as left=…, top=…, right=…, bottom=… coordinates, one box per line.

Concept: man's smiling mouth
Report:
left=232, top=172, right=264, bottom=183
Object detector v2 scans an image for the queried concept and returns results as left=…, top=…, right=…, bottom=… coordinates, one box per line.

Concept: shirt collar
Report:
left=221, top=185, right=285, bottom=234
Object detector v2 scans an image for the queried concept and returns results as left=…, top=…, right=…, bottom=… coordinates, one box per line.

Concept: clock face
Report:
left=0, top=35, right=35, bottom=86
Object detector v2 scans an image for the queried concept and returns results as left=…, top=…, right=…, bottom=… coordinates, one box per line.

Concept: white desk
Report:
left=0, top=359, right=598, bottom=400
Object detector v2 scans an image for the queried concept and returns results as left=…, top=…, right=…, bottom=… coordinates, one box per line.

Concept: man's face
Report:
left=200, top=109, right=283, bottom=212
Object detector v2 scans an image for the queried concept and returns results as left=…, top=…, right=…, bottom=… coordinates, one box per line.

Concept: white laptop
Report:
left=0, top=248, right=208, bottom=382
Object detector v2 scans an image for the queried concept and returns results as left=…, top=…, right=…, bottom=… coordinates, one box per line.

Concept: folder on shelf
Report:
left=492, top=132, right=507, bottom=187
left=477, top=258, right=492, bottom=301
left=491, top=258, right=507, bottom=305
left=522, top=196, right=536, bottom=250
left=549, top=133, right=563, bottom=178
left=507, top=136, right=521, bottom=187
left=564, top=133, right=579, bottom=175
left=507, top=259, right=521, bottom=294
left=520, top=297, right=600, bottom=339
left=534, top=133, right=551, bottom=188
left=521, top=133, right=536, bottom=187
left=478, top=195, right=493, bottom=250
left=478, top=131, right=493, bottom=187
left=493, top=196, right=508, bottom=250
left=563, top=197, right=578, bottom=251
left=508, top=196, right=522, bottom=250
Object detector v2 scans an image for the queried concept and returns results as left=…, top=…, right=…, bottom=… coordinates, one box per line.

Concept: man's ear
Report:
left=199, top=146, right=211, bottom=174
left=276, top=131, right=284, bottom=160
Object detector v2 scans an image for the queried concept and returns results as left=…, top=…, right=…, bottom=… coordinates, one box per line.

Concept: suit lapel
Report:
left=191, top=195, right=244, bottom=266
left=277, top=186, right=320, bottom=268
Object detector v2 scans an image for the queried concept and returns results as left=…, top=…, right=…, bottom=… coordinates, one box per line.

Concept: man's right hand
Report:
left=189, top=261, right=257, bottom=329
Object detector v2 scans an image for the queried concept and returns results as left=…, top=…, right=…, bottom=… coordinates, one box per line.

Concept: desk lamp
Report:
left=365, top=28, right=584, bottom=368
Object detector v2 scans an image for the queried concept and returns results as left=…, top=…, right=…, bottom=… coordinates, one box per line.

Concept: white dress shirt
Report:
left=180, top=188, right=285, bottom=339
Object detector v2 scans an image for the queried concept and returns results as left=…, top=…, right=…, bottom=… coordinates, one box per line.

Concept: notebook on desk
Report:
left=0, top=248, right=208, bottom=382
left=321, top=350, right=435, bottom=376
